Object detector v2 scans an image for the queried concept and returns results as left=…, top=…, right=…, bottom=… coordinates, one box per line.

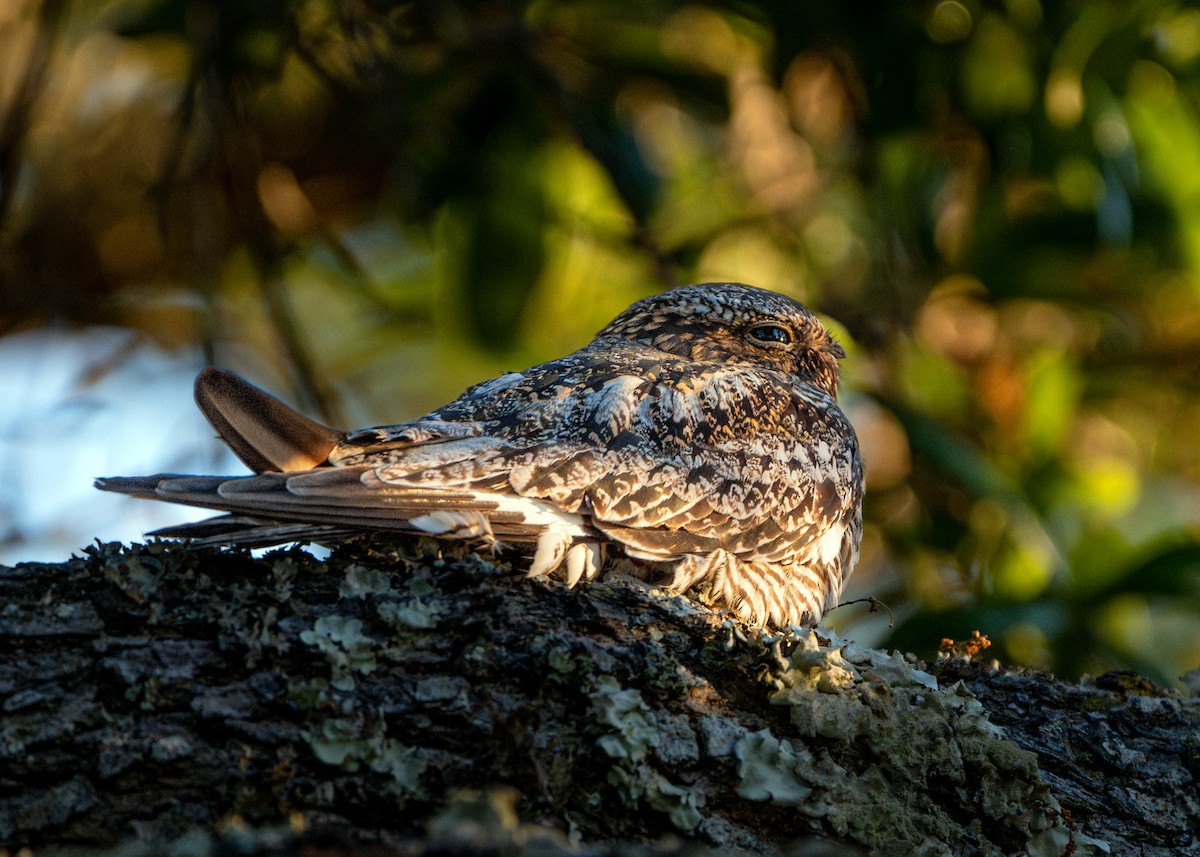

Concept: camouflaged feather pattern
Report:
left=97, top=283, right=863, bottom=628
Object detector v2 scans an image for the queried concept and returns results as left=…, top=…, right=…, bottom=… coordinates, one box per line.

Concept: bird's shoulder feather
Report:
left=322, top=346, right=860, bottom=565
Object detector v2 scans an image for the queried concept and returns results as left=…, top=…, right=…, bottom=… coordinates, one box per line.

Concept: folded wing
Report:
left=99, top=361, right=859, bottom=578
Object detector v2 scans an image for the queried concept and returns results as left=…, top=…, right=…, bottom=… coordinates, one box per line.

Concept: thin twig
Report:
left=835, top=594, right=894, bottom=628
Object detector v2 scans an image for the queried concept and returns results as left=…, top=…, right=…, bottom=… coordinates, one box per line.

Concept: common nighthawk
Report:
left=97, top=283, right=863, bottom=627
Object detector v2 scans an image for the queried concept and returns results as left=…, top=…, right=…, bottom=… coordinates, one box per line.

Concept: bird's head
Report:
left=597, top=283, right=848, bottom=397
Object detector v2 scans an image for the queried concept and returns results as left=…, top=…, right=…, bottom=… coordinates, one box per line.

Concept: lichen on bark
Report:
left=1, top=538, right=1195, bottom=855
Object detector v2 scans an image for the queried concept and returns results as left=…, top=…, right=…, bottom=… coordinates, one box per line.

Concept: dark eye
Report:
left=748, top=323, right=793, bottom=345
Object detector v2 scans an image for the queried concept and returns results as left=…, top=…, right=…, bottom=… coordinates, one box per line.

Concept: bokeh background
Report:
left=2, top=0, right=1199, bottom=685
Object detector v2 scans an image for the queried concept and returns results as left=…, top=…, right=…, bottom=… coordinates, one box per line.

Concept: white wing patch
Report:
left=410, top=509, right=496, bottom=540
left=587, top=375, right=644, bottom=437
left=466, top=371, right=526, bottom=398
left=814, top=522, right=846, bottom=565
left=410, top=489, right=598, bottom=581
left=659, top=383, right=705, bottom=430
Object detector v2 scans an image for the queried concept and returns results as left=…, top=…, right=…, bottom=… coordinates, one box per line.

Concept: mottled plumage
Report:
left=97, top=283, right=863, bottom=627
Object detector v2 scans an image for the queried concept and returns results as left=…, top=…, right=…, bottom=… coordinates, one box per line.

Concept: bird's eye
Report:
left=748, top=324, right=793, bottom=346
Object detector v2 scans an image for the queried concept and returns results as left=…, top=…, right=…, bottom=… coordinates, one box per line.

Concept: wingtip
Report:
left=195, top=366, right=226, bottom=385
left=194, top=368, right=343, bottom=474
left=94, top=475, right=171, bottom=497
left=193, top=367, right=252, bottom=412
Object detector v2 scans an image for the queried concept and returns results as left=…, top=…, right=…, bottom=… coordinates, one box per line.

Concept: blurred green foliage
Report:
left=2, top=0, right=1199, bottom=684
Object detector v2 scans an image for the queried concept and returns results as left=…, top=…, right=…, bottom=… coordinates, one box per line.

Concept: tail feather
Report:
left=94, top=474, right=195, bottom=499
left=95, top=471, right=596, bottom=547
left=194, top=368, right=344, bottom=474
left=148, top=514, right=353, bottom=547
left=96, top=368, right=602, bottom=569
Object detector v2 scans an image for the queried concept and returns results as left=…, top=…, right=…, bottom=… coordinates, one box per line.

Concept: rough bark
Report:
left=0, top=539, right=1196, bottom=856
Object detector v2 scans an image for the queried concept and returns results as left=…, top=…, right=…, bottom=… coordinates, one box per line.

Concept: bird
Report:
left=96, top=283, right=863, bottom=628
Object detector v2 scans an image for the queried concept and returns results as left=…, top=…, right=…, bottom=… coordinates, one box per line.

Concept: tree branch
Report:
left=0, top=540, right=1194, bottom=855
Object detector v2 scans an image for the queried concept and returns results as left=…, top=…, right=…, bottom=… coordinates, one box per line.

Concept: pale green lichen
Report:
left=354, top=565, right=446, bottom=630
left=644, top=773, right=702, bottom=832
left=307, top=715, right=427, bottom=797
left=545, top=643, right=575, bottom=676
left=734, top=730, right=812, bottom=805
left=376, top=597, right=443, bottom=630
left=592, top=677, right=658, bottom=763
left=338, top=564, right=395, bottom=598
left=589, top=676, right=702, bottom=831
left=299, top=615, right=377, bottom=690
left=409, top=675, right=469, bottom=707
left=103, top=553, right=161, bottom=603
left=270, top=555, right=298, bottom=601
left=726, top=628, right=1112, bottom=856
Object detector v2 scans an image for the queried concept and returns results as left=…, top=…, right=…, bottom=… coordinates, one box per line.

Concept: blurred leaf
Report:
left=990, top=523, right=1056, bottom=601
left=574, top=107, right=662, bottom=227
left=963, top=13, right=1037, bottom=118
left=114, top=0, right=292, bottom=74
left=455, top=141, right=547, bottom=351
left=1100, top=541, right=1200, bottom=599
left=889, top=403, right=1016, bottom=501
left=109, top=0, right=186, bottom=39
left=1126, top=59, right=1200, bottom=290
left=1020, top=349, right=1082, bottom=455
